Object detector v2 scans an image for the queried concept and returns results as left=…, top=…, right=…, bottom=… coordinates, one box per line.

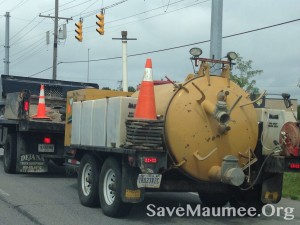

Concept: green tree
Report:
left=230, top=56, right=263, bottom=94
left=101, top=87, right=111, bottom=90
left=128, top=86, right=136, bottom=92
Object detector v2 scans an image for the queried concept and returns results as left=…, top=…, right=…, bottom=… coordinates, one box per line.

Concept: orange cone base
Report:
left=134, top=81, right=157, bottom=120
left=32, top=104, right=50, bottom=120
left=32, top=115, right=50, bottom=120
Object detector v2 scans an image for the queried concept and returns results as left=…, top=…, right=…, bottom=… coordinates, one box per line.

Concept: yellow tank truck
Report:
left=64, top=48, right=300, bottom=218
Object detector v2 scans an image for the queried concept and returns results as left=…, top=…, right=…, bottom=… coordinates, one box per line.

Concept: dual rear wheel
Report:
left=78, top=155, right=131, bottom=217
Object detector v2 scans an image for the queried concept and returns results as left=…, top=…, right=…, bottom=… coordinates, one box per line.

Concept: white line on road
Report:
left=0, top=188, right=10, bottom=196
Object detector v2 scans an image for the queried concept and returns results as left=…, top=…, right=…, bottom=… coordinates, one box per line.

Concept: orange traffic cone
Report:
left=134, top=59, right=157, bottom=120
left=32, top=84, right=50, bottom=120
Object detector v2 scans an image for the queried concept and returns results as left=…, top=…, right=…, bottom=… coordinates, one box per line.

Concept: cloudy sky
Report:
left=0, top=0, right=299, bottom=100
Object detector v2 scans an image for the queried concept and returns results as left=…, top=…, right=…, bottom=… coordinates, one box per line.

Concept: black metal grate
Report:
left=44, top=85, right=63, bottom=98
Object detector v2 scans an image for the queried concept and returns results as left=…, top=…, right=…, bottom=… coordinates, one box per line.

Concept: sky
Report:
left=0, top=0, right=299, bottom=100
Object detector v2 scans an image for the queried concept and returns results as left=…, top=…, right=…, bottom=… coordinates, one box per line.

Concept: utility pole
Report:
left=112, top=31, right=137, bottom=92
left=210, top=0, right=223, bottom=74
left=39, top=0, right=72, bottom=80
left=87, top=48, right=90, bottom=82
left=4, top=12, right=10, bottom=75
left=53, top=0, right=59, bottom=80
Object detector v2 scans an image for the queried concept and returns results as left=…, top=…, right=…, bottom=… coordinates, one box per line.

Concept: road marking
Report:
left=189, top=192, right=198, bottom=196
left=0, top=188, right=10, bottom=196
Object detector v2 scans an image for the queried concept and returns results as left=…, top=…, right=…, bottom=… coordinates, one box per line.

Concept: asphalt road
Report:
left=0, top=156, right=300, bottom=225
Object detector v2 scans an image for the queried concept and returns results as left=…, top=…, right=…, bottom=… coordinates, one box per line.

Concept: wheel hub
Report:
left=82, top=163, right=92, bottom=196
left=103, top=168, right=116, bottom=205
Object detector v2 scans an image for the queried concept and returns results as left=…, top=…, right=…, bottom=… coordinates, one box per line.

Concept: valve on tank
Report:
left=280, top=122, right=300, bottom=157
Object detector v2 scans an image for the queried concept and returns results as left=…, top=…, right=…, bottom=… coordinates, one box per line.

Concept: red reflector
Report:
left=289, top=163, right=300, bottom=169
left=24, top=101, right=29, bottom=111
left=43, top=137, right=51, bottom=144
left=144, top=157, right=157, bottom=164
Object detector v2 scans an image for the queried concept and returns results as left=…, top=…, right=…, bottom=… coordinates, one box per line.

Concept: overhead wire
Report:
left=0, top=0, right=6, bottom=6
left=106, top=0, right=210, bottom=31
left=12, top=44, right=47, bottom=66
left=72, top=0, right=129, bottom=19
left=57, top=17, right=300, bottom=65
left=12, top=16, right=53, bottom=24
left=57, top=0, right=93, bottom=13
left=77, top=0, right=209, bottom=32
left=10, top=16, right=38, bottom=41
left=9, top=0, right=30, bottom=12
left=40, top=0, right=81, bottom=14
left=10, top=17, right=46, bottom=46
left=11, top=36, right=45, bottom=58
left=77, top=0, right=99, bottom=15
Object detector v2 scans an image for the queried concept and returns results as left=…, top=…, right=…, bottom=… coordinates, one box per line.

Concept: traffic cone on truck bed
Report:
left=32, top=84, right=50, bottom=120
left=134, top=58, right=157, bottom=120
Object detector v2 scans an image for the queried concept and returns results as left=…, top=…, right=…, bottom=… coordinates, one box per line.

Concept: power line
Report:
left=12, top=16, right=53, bottom=24
left=56, top=0, right=93, bottom=14
left=72, top=0, right=129, bottom=19
left=10, top=17, right=46, bottom=46
left=29, top=17, right=300, bottom=77
left=10, top=16, right=38, bottom=41
left=105, top=0, right=185, bottom=24
left=29, top=65, right=53, bottom=77
left=77, top=0, right=99, bottom=15
left=106, top=0, right=210, bottom=31
left=12, top=44, right=47, bottom=66
left=60, top=17, right=300, bottom=64
left=40, top=0, right=81, bottom=14
left=0, top=0, right=6, bottom=6
left=79, top=0, right=209, bottom=32
left=11, top=37, right=45, bottom=60
left=9, top=0, right=30, bottom=12
left=13, top=21, right=65, bottom=47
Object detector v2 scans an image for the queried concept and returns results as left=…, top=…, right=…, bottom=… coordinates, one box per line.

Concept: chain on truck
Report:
left=0, top=75, right=98, bottom=173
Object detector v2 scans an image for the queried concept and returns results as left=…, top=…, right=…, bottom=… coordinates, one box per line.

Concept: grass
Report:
left=282, top=173, right=300, bottom=200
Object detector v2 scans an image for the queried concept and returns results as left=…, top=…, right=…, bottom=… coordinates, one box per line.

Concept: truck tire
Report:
left=99, top=157, right=132, bottom=217
left=229, top=189, right=264, bottom=217
left=3, top=134, right=17, bottom=174
left=78, top=154, right=101, bottom=207
left=198, top=192, right=229, bottom=207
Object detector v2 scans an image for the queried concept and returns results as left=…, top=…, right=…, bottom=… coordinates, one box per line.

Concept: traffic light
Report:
left=75, top=20, right=83, bottom=42
left=96, top=13, right=105, bottom=35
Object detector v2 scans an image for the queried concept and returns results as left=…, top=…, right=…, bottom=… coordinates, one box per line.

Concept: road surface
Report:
left=0, top=157, right=299, bottom=225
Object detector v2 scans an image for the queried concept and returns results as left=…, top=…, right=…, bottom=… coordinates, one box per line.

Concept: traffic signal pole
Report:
left=39, top=0, right=72, bottom=80
left=112, top=31, right=137, bottom=92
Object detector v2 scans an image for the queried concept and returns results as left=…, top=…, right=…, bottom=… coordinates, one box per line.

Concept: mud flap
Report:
left=16, top=133, right=48, bottom=173
left=261, top=173, right=283, bottom=204
left=121, top=161, right=145, bottom=203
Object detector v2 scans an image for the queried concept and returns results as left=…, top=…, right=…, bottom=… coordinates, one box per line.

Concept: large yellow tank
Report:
left=135, top=73, right=258, bottom=184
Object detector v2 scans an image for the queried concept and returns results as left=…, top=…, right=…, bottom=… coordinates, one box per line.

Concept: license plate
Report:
left=137, top=174, right=162, bottom=188
left=38, top=144, right=54, bottom=153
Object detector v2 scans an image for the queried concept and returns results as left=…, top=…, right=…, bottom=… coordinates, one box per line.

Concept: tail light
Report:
left=21, top=90, right=30, bottom=119
left=289, top=163, right=300, bottom=169
left=144, top=157, right=158, bottom=164
left=43, top=136, right=51, bottom=144
left=23, top=101, right=29, bottom=112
